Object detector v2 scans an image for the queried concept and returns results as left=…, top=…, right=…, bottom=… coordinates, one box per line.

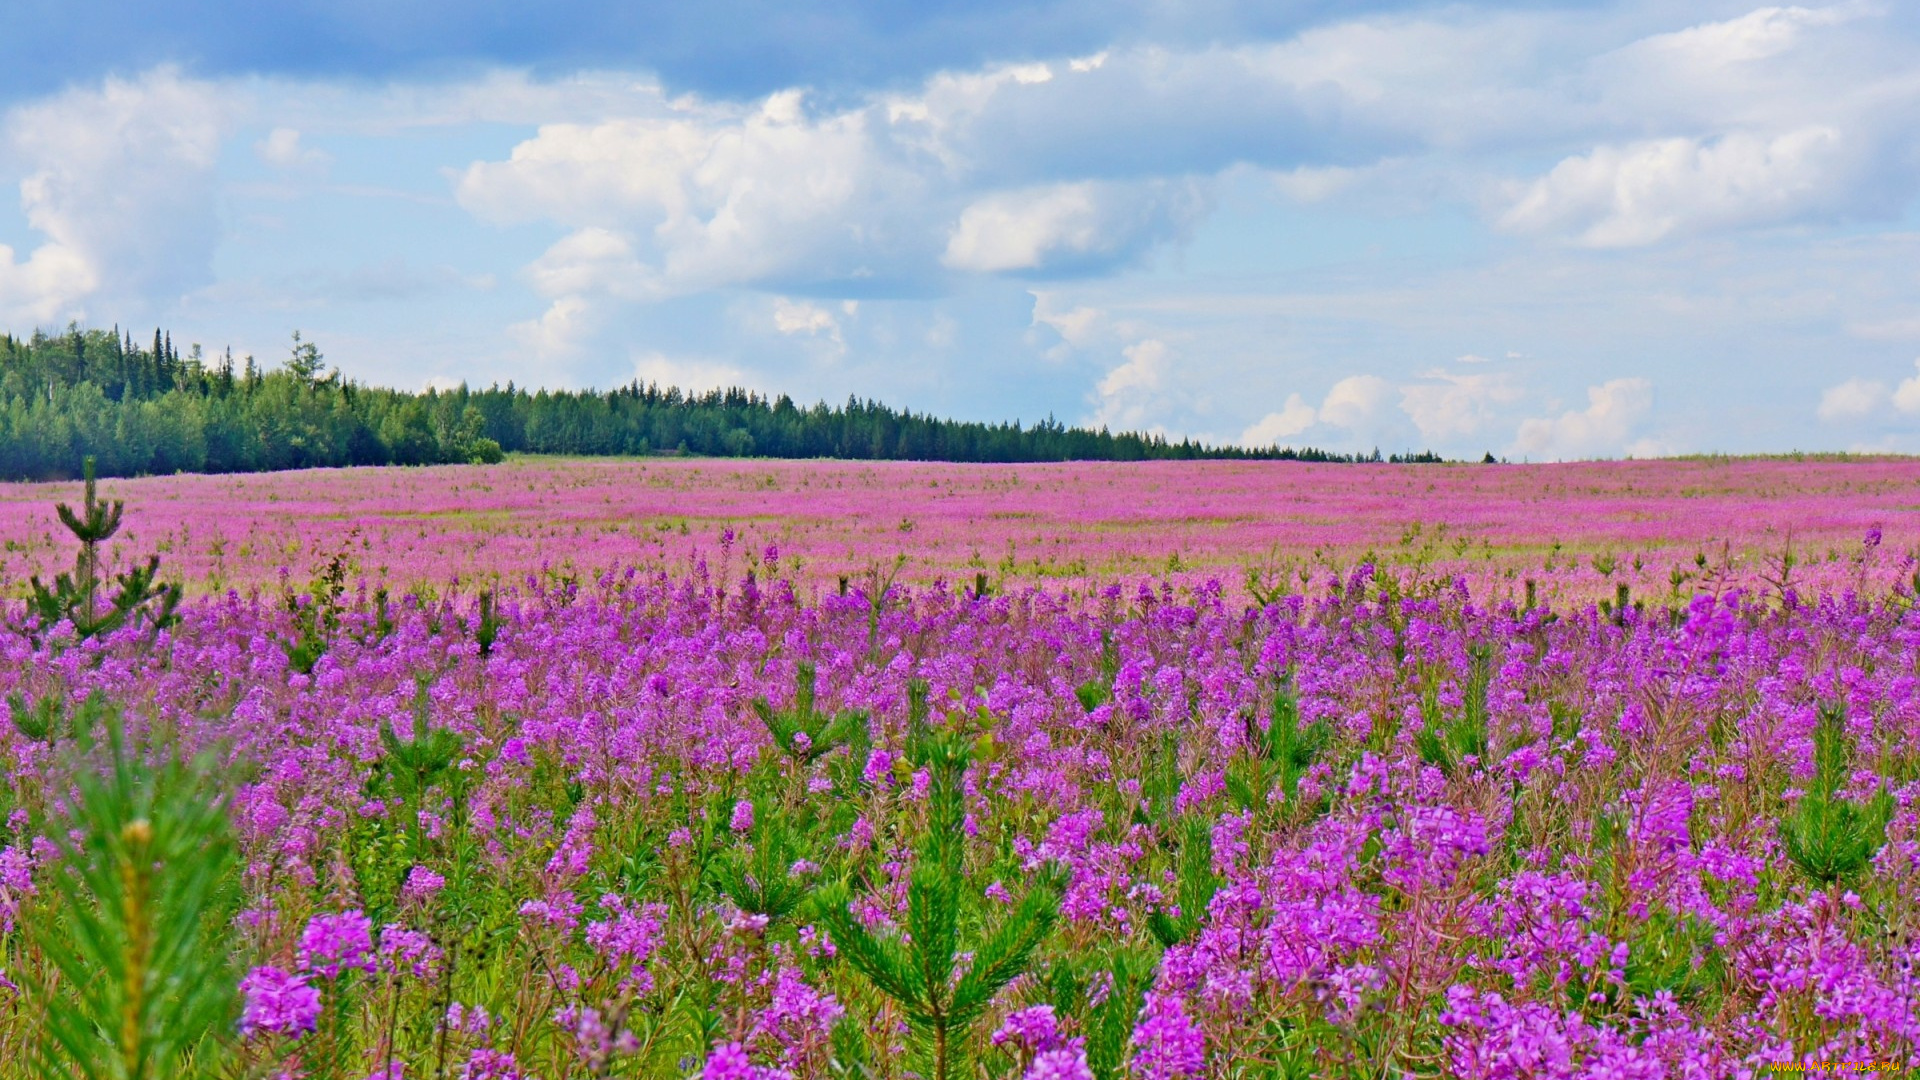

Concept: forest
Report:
left=0, top=326, right=1440, bottom=479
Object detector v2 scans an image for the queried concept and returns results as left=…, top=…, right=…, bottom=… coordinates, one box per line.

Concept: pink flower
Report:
left=239, top=966, right=322, bottom=1038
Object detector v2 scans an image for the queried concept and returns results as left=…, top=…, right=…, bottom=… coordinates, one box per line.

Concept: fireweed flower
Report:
left=298, top=910, right=376, bottom=979
left=584, top=894, right=667, bottom=993
left=378, top=924, right=442, bottom=980
left=992, top=1004, right=1062, bottom=1054
left=401, top=866, right=447, bottom=905
left=239, top=966, right=322, bottom=1038
left=700, top=1040, right=791, bottom=1080
left=758, top=965, right=843, bottom=1069
left=1025, top=1046, right=1095, bottom=1080
left=0, top=844, right=32, bottom=933
left=555, top=1005, right=639, bottom=1072
left=5, top=489, right=1920, bottom=1071
left=1130, top=993, right=1204, bottom=1080
left=730, top=799, right=755, bottom=833
left=459, top=1048, right=523, bottom=1080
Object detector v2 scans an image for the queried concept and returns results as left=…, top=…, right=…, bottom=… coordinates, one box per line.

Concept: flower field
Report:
left=0, top=458, right=1918, bottom=1078
left=0, top=454, right=1912, bottom=603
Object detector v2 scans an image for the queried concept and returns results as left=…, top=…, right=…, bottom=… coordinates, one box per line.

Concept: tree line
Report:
left=0, top=325, right=1443, bottom=480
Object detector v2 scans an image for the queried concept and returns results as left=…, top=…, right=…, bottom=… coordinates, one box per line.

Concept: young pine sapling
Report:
left=25, top=712, right=239, bottom=1080
left=812, top=697, right=1063, bottom=1080
left=27, top=457, right=181, bottom=644
left=1779, top=700, right=1893, bottom=886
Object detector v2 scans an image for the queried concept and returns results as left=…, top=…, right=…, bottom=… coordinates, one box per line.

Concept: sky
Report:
left=1, top=1, right=1918, bottom=459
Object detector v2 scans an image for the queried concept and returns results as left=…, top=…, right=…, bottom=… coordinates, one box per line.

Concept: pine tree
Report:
left=811, top=684, right=1063, bottom=1080
left=27, top=457, right=181, bottom=642
left=24, top=710, right=241, bottom=1079
left=1779, top=700, right=1893, bottom=884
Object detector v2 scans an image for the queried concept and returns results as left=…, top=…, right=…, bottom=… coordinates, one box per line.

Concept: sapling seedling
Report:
left=810, top=684, right=1064, bottom=1080
left=27, top=457, right=181, bottom=645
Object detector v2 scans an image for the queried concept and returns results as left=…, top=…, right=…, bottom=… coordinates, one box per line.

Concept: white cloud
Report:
left=1893, top=360, right=1920, bottom=414
left=506, top=295, right=595, bottom=366
left=255, top=127, right=330, bottom=170
left=1029, top=291, right=1103, bottom=349
left=1318, top=374, right=1394, bottom=429
left=1240, top=393, right=1318, bottom=447
left=942, top=180, right=1202, bottom=273
left=525, top=227, right=649, bottom=298
left=1399, top=369, right=1523, bottom=440
left=632, top=351, right=750, bottom=393
left=1629, top=5, right=1858, bottom=70
left=944, top=184, right=1103, bottom=272
left=771, top=297, right=843, bottom=350
left=1817, top=375, right=1888, bottom=420
left=456, top=90, right=918, bottom=297
left=0, top=242, right=95, bottom=326
left=1092, top=338, right=1171, bottom=429
left=0, top=68, right=230, bottom=323
left=1513, top=377, right=1655, bottom=459
left=1500, top=127, right=1850, bottom=247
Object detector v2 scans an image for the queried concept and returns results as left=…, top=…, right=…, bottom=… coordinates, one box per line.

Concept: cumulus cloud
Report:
left=1091, top=338, right=1172, bottom=429
left=1241, top=369, right=1521, bottom=451
left=1500, top=128, right=1850, bottom=247
left=1240, top=393, right=1318, bottom=447
left=1817, top=376, right=1888, bottom=421
left=1029, top=291, right=1103, bottom=350
left=442, top=1, right=1920, bottom=323
left=525, top=228, right=649, bottom=298
left=1317, top=374, right=1394, bottom=430
left=1894, top=360, right=1920, bottom=414
left=770, top=297, right=847, bottom=354
left=1399, top=369, right=1523, bottom=440
left=255, top=127, right=330, bottom=170
left=1514, top=377, right=1655, bottom=460
left=633, top=351, right=751, bottom=393
left=506, top=295, right=596, bottom=366
left=0, top=68, right=229, bottom=323
left=943, top=183, right=1100, bottom=272
left=457, top=89, right=918, bottom=297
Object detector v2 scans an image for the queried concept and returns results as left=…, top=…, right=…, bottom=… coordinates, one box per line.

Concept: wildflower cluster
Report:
left=2, top=540, right=1918, bottom=1076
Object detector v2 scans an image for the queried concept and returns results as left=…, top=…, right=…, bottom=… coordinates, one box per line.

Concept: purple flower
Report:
left=379, top=924, right=442, bottom=979
left=1130, top=993, right=1204, bottom=1080
left=298, top=910, right=376, bottom=979
left=992, top=1004, right=1062, bottom=1054
left=585, top=894, right=667, bottom=993
left=239, top=966, right=322, bottom=1038
left=758, top=965, right=844, bottom=1070
left=701, top=1041, right=756, bottom=1080
left=459, top=1049, right=523, bottom=1080
left=401, top=866, right=447, bottom=905
left=730, top=799, right=755, bottom=834
left=1026, top=1046, right=1095, bottom=1080
left=0, top=844, right=32, bottom=934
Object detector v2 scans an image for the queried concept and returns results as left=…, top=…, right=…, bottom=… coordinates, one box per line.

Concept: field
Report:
left=0, top=455, right=1911, bottom=603
left=1, top=457, right=1917, bottom=1079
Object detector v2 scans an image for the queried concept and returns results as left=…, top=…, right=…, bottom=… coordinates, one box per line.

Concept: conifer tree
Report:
left=25, top=712, right=240, bottom=1079
left=28, top=457, right=181, bottom=642
left=811, top=683, right=1064, bottom=1080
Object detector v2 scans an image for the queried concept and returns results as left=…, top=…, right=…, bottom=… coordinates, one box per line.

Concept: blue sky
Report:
left=2, top=0, right=1919, bottom=458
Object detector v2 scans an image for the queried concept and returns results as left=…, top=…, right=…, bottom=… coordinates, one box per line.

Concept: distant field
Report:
left=0, top=454, right=1909, bottom=602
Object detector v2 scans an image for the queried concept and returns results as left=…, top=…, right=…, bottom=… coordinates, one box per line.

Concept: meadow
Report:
left=0, top=456, right=1916, bottom=1079
left=0, top=454, right=1909, bottom=603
